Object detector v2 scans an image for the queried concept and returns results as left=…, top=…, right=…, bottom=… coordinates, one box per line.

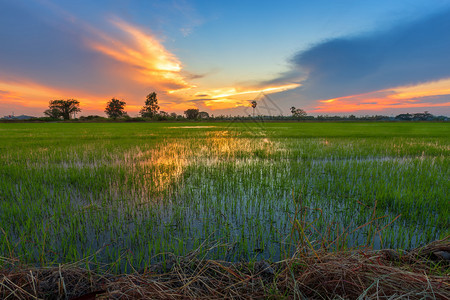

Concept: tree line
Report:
left=42, top=92, right=309, bottom=121
left=43, top=92, right=211, bottom=120
left=40, top=93, right=445, bottom=122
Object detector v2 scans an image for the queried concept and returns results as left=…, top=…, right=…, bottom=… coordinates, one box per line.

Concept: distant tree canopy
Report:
left=183, top=109, right=209, bottom=120
left=45, top=99, right=81, bottom=120
left=184, top=108, right=200, bottom=119
left=199, top=111, right=210, bottom=119
left=140, top=92, right=160, bottom=118
left=79, top=115, right=105, bottom=121
left=290, top=107, right=307, bottom=119
left=105, top=98, right=127, bottom=119
left=43, top=108, right=61, bottom=119
left=395, top=111, right=434, bottom=121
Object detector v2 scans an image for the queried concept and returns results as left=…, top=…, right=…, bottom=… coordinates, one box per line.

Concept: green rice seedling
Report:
left=0, top=122, right=448, bottom=272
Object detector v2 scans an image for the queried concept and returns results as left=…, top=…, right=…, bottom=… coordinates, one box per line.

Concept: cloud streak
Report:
left=312, top=79, right=450, bottom=113
left=87, top=18, right=193, bottom=91
left=169, top=83, right=300, bottom=110
left=0, top=77, right=113, bottom=117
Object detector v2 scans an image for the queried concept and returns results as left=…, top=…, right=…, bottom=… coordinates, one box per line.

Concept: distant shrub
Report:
left=79, top=115, right=107, bottom=122
left=35, top=117, right=59, bottom=122
left=125, top=117, right=147, bottom=122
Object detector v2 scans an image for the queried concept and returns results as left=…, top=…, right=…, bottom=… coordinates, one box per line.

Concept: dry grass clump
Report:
left=0, top=237, right=448, bottom=299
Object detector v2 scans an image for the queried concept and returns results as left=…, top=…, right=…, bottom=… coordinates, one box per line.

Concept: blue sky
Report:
left=1, top=0, right=449, bottom=116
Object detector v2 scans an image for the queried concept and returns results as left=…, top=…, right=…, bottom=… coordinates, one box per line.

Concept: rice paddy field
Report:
left=0, top=122, right=449, bottom=272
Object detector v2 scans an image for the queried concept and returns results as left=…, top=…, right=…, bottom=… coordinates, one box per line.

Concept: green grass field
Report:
left=0, top=122, right=448, bottom=272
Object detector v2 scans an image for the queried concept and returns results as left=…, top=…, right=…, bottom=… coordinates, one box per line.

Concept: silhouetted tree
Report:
left=290, top=106, right=296, bottom=114
left=291, top=107, right=307, bottom=119
left=184, top=108, right=200, bottom=119
left=155, top=111, right=170, bottom=121
left=105, top=98, right=127, bottom=119
left=413, top=111, right=433, bottom=120
left=43, top=108, right=61, bottom=119
left=140, top=92, right=160, bottom=118
left=46, top=99, right=81, bottom=120
left=251, top=100, right=257, bottom=117
left=199, top=111, right=210, bottom=119
left=395, top=113, right=413, bottom=121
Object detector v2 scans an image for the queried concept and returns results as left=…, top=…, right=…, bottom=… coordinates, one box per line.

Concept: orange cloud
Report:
left=313, top=79, right=450, bottom=113
left=0, top=79, right=108, bottom=113
left=0, top=77, right=187, bottom=115
left=390, top=78, right=450, bottom=100
left=0, top=82, right=55, bottom=106
left=86, top=18, right=193, bottom=91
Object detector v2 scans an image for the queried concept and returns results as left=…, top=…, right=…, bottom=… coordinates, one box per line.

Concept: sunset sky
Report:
left=1, top=0, right=450, bottom=117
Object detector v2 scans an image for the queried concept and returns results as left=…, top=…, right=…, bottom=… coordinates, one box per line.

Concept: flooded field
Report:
left=0, top=122, right=448, bottom=272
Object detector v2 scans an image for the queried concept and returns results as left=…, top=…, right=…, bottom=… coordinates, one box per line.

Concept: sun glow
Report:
left=209, top=84, right=300, bottom=98
left=167, top=83, right=300, bottom=110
